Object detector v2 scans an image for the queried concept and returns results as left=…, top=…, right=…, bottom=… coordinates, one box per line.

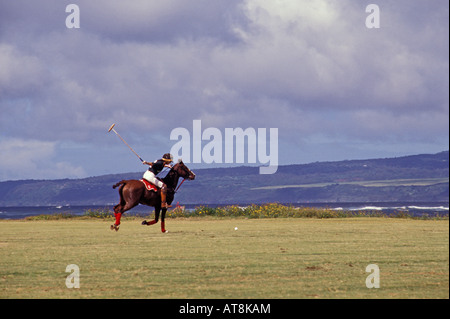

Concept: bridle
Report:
left=165, top=162, right=194, bottom=193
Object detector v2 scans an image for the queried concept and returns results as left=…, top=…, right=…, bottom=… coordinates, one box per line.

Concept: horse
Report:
left=111, top=160, right=195, bottom=232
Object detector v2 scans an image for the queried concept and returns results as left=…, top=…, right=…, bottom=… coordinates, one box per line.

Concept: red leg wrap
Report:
left=115, top=213, right=122, bottom=226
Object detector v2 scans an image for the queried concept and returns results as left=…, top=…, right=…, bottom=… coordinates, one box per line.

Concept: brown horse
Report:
left=111, top=160, right=195, bottom=232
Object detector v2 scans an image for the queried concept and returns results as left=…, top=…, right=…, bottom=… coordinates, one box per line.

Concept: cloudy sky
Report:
left=0, top=0, right=448, bottom=181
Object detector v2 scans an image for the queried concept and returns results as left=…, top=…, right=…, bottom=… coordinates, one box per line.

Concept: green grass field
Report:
left=1, top=217, right=448, bottom=299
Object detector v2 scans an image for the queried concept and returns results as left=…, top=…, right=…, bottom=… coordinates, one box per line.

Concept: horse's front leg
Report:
left=161, top=208, right=168, bottom=233
left=142, top=207, right=160, bottom=226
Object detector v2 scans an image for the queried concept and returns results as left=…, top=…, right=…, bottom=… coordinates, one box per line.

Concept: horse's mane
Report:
left=161, top=163, right=181, bottom=190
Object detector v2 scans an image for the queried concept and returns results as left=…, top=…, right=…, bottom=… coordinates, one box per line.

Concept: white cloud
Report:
left=0, top=138, right=86, bottom=180
left=0, top=44, right=47, bottom=98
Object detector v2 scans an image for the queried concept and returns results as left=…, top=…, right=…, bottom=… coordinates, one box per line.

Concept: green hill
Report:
left=0, top=151, right=448, bottom=206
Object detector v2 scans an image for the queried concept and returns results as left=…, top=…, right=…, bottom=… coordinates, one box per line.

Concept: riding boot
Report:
left=161, top=192, right=172, bottom=208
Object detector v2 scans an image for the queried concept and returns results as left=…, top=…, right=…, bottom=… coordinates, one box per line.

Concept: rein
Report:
left=162, top=164, right=188, bottom=193
left=174, top=178, right=185, bottom=193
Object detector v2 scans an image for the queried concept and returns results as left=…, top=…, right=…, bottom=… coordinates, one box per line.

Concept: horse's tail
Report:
left=113, top=180, right=126, bottom=189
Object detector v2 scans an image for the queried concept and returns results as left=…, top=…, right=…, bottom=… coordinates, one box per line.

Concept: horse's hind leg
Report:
left=112, top=184, right=127, bottom=231
left=112, top=204, right=123, bottom=227
left=112, top=182, right=142, bottom=231
left=112, top=202, right=138, bottom=231
left=111, top=203, right=123, bottom=231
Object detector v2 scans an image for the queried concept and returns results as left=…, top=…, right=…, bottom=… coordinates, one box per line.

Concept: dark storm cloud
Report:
left=0, top=0, right=448, bottom=180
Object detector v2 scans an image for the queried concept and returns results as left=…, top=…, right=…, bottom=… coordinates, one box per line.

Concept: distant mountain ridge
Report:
left=0, top=151, right=448, bottom=206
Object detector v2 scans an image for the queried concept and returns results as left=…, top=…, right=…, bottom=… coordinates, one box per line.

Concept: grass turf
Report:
left=0, top=217, right=448, bottom=298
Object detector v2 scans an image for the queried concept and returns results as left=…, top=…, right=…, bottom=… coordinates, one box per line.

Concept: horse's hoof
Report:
left=162, top=230, right=168, bottom=233
left=110, top=224, right=119, bottom=231
left=141, top=220, right=148, bottom=225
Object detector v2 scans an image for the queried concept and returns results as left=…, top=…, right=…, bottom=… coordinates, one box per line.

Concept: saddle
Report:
left=140, top=179, right=158, bottom=192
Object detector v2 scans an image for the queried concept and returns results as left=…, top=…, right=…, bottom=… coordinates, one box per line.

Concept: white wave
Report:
left=351, top=206, right=384, bottom=211
left=349, top=205, right=449, bottom=211
left=407, top=206, right=449, bottom=211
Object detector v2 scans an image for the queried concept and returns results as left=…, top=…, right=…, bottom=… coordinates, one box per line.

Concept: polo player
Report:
left=142, top=153, right=173, bottom=208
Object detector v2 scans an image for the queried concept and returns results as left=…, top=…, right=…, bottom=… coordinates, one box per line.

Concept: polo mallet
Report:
left=108, top=123, right=144, bottom=163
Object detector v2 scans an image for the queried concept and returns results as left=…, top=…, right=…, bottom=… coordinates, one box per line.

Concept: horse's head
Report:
left=172, top=159, right=196, bottom=181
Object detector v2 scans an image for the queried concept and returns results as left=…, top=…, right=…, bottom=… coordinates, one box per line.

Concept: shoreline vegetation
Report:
left=18, top=203, right=449, bottom=221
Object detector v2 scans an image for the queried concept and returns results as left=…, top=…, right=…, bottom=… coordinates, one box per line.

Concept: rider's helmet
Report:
left=162, top=153, right=173, bottom=163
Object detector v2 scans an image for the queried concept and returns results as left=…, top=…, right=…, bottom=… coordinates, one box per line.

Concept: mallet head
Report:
left=108, top=123, right=116, bottom=132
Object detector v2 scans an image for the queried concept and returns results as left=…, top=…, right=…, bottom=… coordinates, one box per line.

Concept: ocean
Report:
left=0, top=202, right=448, bottom=219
